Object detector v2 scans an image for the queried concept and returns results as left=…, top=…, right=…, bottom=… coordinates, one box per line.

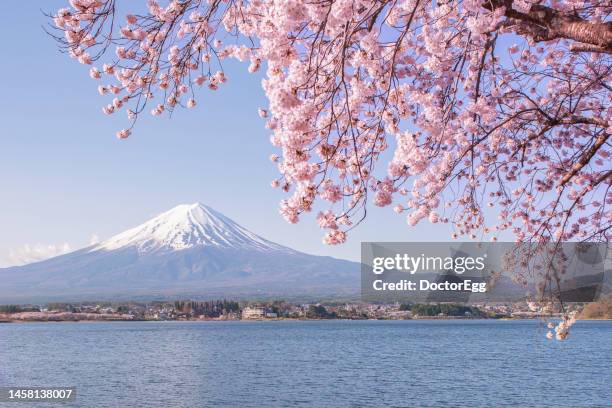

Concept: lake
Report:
left=0, top=320, right=610, bottom=407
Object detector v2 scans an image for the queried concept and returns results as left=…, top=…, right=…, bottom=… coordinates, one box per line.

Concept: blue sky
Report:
left=0, top=1, right=456, bottom=266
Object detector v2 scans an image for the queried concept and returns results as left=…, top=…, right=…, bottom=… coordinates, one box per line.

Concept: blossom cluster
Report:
left=54, top=0, right=243, bottom=139
left=52, top=0, right=610, bottom=251
left=546, top=311, right=578, bottom=341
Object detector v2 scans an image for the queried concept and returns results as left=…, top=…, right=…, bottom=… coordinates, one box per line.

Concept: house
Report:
left=242, top=307, right=266, bottom=319
left=242, top=307, right=277, bottom=319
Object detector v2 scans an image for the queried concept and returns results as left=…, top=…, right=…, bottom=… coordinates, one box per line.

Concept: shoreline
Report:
left=2, top=317, right=610, bottom=323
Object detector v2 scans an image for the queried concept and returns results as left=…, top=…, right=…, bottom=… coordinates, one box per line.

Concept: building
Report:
left=241, top=307, right=278, bottom=319
left=242, top=307, right=266, bottom=319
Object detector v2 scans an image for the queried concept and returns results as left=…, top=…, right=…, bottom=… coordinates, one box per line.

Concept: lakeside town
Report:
left=1, top=296, right=610, bottom=322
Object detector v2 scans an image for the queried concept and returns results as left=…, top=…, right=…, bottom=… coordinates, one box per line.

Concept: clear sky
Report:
left=0, top=1, right=456, bottom=266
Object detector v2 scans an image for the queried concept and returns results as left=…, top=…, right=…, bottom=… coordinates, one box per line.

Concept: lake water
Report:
left=0, top=320, right=610, bottom=407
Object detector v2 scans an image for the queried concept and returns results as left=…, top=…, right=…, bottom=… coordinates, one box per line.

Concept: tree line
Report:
left=399, top=303, right=484, bottom=317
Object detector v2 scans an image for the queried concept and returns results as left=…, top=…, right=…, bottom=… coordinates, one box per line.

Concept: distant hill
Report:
left=580, top=295, right=612, bottom=319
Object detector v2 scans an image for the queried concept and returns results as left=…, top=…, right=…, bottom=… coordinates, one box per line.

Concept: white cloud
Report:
left=89, top=234, right=100, bottom=245
left=2, top=243, right=72, bottom=267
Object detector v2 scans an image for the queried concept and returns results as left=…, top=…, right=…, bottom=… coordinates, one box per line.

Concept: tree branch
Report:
left=486, top=1, right=612, bottom=52
left=559, top=132, right=610, bottom=186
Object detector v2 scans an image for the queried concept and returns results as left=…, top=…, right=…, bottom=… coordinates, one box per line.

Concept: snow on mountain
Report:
left=91, top=203, right=287, bottom=253
left=0, top=203, right=359, bottom=302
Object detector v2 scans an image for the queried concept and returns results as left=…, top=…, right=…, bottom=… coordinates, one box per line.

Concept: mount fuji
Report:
left=0, top=203, right=359, bottom=302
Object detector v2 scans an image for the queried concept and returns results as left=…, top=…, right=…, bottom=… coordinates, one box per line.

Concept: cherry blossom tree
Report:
left=50, top=1, right=609, bottom=244
left=49, top=0, right=610, bottom=340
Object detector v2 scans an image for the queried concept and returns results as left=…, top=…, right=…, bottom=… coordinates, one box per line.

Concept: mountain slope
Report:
left=0, top=203, right=359, bottom=302
left=91, top=203, right=287, bottom=253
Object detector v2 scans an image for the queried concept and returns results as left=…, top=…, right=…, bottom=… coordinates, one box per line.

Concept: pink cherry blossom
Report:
left=50, top=0, right=610, bottom=260
left=116, top=128, right=131, bottom=139
left=89, top=67, right=101, bottom=79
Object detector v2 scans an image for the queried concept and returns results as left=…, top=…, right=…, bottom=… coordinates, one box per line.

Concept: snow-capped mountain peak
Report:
left=0, top=202, right=360, bottom=302
left=91, top=203, right=286, bottom=253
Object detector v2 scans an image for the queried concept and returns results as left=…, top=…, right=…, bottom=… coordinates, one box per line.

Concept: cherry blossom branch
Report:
left=47, top=0, right=611, bottom=254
